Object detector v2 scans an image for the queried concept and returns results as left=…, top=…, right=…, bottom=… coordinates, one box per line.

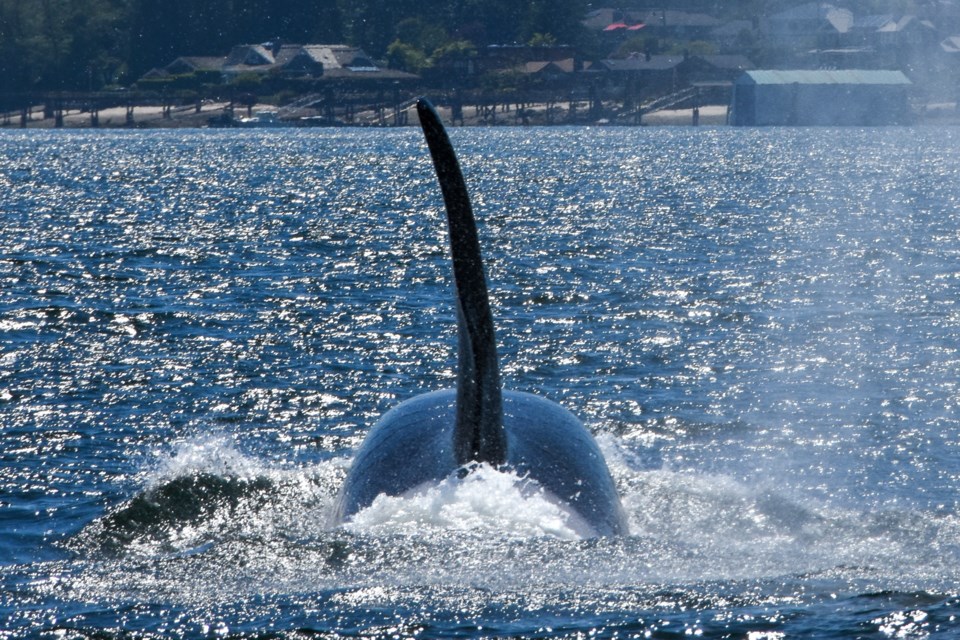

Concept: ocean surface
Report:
left=2, top=124, right=959, bottom=638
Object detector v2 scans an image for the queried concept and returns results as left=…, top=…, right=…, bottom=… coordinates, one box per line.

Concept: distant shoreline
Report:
left=5, top=101, right=731, bottom=130
left=5, top=101, right=959, bottom=129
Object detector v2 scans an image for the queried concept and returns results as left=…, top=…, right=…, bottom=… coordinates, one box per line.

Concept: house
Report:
left=165, top=56, right=227, bottom=76
left=762, top=3, right=854, bottom=49
left=849, top=14, right=938, bottom=56
left=478, top=45, right=578, bottom=75
left=223, top=44, right=278, bottom=71
left=797, top=47, right=882, bottom=69
left=874, top=15, right=937, bottom=49
left=942, top=35, right=960, bottom=79
left=598, top=54, right=686, bottom=94
left=630, top=9, right=723, bottom=40
left=583, top=8, right=622, bottom=31
left=291, top=45, right=388, bottom=79
left=592, top=51, right=755, bottom=102
left=280, top=48, right=329, bottom=77
left=942, top=35, right=960, bottom=53
left=694, top=55, right=755, bottom=82
left=730, top=69, right=911, bottom=126
left=848, top=14, right=896, bottom=46
left=583, top=8, right=646, bottom=32
left=523, top=59, right=578, bottom=86
left=221, top=43, right=387, bottom=80
left=138, top=56, right=226, bottom=83
left=600, top=52, right=752, bottom=79
left=585, top=8, right=722, bottom=40
left=711, top=20, right=757, bottom=52
left=142, top=43, right=418, bottom=86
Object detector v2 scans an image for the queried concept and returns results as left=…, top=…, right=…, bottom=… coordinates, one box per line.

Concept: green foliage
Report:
left=614, top=36, right=716, bottom=59
left=137, top=71, right=222, bottom=95
left=613, top=36, right=660, bottom=59
left=1, top=0, right=564, bottom=92
left=480, top=68, right=524, bottom=92
left=0, top=0, right=651, bottom=93
left=667, top=40, right=716, bottom=56
left=229, top=72, right=263, bottom=93
left=432, top=39, right=477, bottom=64
left=1, top=0, right=129, bottom=91
left=384, top=16, right=456, bottom=72
left=528, top=33, right=557, bottom=47
left=0, top=0, right=350, bottom=91
left=135, top=76, right=173, bottom=92
left=395, top=17, right=448, bottom=54
left=266, top=89, right=300, bottom=106
left=3, top=0, right=878, bottom=94
left=386, top=40, right=429, bottom=73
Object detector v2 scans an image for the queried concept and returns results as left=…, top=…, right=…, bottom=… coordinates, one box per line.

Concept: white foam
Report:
left=343, top=464, right=592, bottom=540
left=149, top=435, right=266, bottom=486
left=122, top=431, right=960, bottom=589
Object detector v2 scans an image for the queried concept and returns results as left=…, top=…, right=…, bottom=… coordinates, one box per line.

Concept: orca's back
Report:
left=332, top=390, right=458, bottom=524
left=333, top=389, right=628, bottom=537
left=502, top=391, right=628, bottom=537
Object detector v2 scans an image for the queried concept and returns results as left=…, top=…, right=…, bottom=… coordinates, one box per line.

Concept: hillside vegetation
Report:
left=0, top=0, right=928, bottom=93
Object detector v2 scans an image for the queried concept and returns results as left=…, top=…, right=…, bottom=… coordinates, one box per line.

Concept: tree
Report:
left=528, top=32, right=557, bottom=47
left=386, top=40, right=429, bottom=72
left=0, top=0, right=600, bottom=92
left=0, top=0, right=130, bottom=91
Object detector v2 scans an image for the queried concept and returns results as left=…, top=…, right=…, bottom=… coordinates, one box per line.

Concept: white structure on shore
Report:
left=730, top=69, right=912, bottom=126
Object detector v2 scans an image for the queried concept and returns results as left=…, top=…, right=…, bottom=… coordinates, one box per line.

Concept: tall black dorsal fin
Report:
left=416, top=98, right=506, bottom=467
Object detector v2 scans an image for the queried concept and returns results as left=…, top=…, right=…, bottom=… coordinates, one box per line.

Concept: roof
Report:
left=853, top=14, right=895, bottom=30
left=738, top=69, right=911, bottom=85
left=632, top=9, right=721, bottom=28
left=877, top=15, right=934, bottom=33
left=141, top=68, right=170, bottom=80
left=603, top=22, right=646, bottom=31
left=225, top=44, right=275, bottom=67
left=524, top=59, right=576, bottom=74
left=601, top=55, right=685, bottom=72
left=583, top=8, right=620, bottom=30
left=766, top=3, right=853, bottom=33
left=712, top=19, right=754, bottom=37
left=218, top=43, right=410, bottom=79
left=300, top=45, right=377, bottom=70
left=145, top=43, right=418, bottom=85
left=584, top=8, right=719, bottom=31
left=699, top=54, right=754, bottom=70
left=942, top=36, right=960, bottom=53
left=168, top=56, right=226, bottom=72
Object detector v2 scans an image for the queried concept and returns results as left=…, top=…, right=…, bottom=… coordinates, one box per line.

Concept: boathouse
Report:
left=730, top=69, right=911, bottom=126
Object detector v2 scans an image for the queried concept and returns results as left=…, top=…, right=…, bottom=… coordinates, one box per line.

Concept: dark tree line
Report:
left=0, top=0, right=587, bottom=93
left=1, top=0, right=129, bottom=92
left=1, top=0, right=924, bottom=94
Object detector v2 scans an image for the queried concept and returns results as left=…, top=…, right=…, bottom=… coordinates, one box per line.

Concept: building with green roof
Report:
left=730, top=69, right=911, bottom=126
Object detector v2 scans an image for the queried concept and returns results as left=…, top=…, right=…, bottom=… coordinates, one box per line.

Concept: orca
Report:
left=332, top=98, right=628, bottom=537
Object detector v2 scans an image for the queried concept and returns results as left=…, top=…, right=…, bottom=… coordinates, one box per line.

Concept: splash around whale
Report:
left=332, top=99, right=628, bottom=538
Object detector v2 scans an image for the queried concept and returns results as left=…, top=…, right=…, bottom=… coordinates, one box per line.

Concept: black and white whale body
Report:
left=332, top=99, right=628, bottom=537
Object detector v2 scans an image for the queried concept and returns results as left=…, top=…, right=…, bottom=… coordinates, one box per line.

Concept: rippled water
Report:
left=2, top=126, right=960, bottom=638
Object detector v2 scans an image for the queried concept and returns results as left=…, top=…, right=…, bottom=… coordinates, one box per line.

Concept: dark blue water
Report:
left=2, top=126, right=959, bottom=638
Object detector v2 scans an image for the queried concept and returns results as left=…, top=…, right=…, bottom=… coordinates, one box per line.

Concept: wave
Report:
left=60, top=434, right=960, bottom=595
left=67, top=437, right=344, bottom=556
left=72, top=472, right=274, bottom=554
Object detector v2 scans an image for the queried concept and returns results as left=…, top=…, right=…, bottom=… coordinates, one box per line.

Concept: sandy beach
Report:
left=10, top=101, right=237, bottom=129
